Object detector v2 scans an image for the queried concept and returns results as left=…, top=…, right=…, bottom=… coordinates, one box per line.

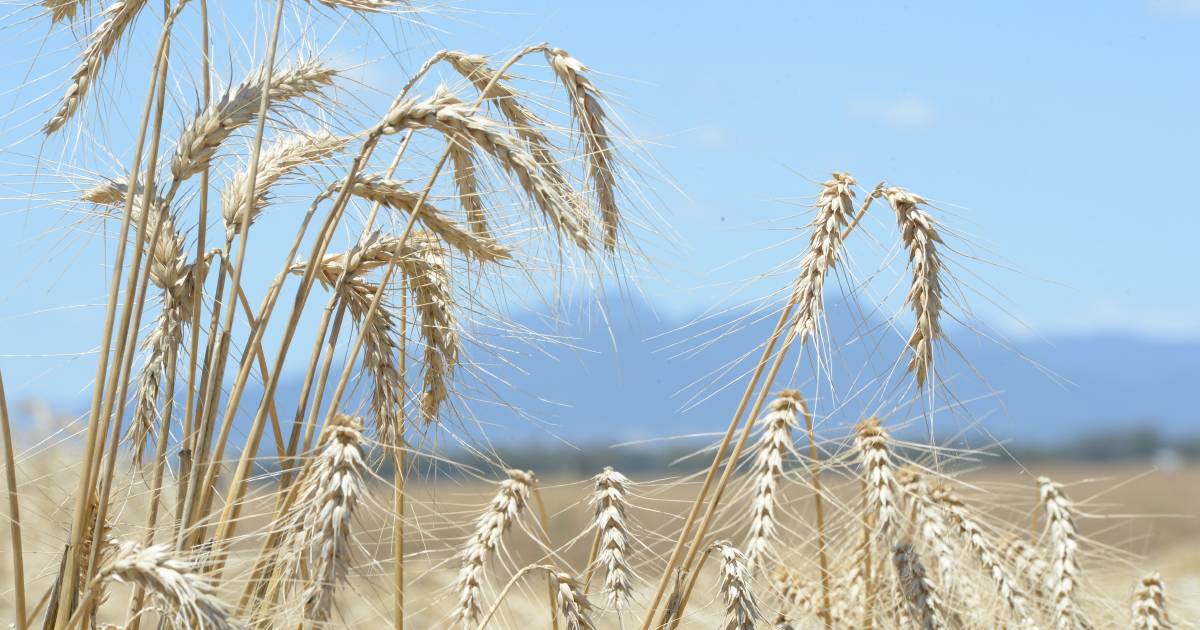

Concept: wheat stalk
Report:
left=545, top=48, right=620, bottom=250
left=453, top=469, right=535, bottom=628
left=745, top=390, right=800, bottom=570
left=892, top=542, right=949, bottom=630
left=275, top=413, right=367, bottom=622
left=930, top=483, right=1037, bottom=626
left=44, top=0, right=149, bottom=134
left=589, top=466, right=634, bottom=610
left=221, top=130, right=347, bottom=238
left=1131, top=572, right=1171, bottom=629
left=553, top=571, right=598, bottom=630
left=345, top=174, right=512, bottom=262
left=1038, top=476, right=1088, bottom=630
left=883, top=187, right=945, bottom=388
left=82, top=541, right=233, bottom=630
left=380, top=88, right=590, bottom=250
left=170, top=58, right=336, bottom=184
left=712, top=542, right=762, bottom=630
left=855, top=416, right=901, bottom=538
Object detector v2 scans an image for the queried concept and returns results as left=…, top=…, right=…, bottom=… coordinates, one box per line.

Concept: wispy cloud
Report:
left=1150, top=0, right=1200, bottom=15
left=847, top=96, right=937, bottom=131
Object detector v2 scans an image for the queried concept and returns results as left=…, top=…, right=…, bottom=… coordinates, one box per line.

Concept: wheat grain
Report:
left=590, top=466, right=634, bottom=609
left=545, top=48, right=620, bottom=251
left=345, top=173, right=511, bottom=262
left=1039, top=476, right=1088, bottom=630
left=96, top=541, right=233, bottom=629
left=855, top=416, right=901, bottom=538
left=277, top=414, right=367, bottom=622
left=1131, top=572, right=1171, bottom=629
left=930, top=483, right=1037, bottom=627
left=453, top=469, right=535, bottom=627
left=883, top=187, right=945, bottom=388
left=380, top=88, right=590, bottom=250
left=712, top=542, right=762, bottom=630
left=745, top=391, right=800, bottom=569
left=44, top=0, right=149, bottom=134
left=892, top=542, right=948, bottom=630
left=221, top=130, right=346, bottom=238
left=170, top=58, right=336, bottom=183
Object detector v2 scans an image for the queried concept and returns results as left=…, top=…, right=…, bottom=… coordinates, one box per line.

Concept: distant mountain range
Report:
left=270, top=294, right=1199, bottom=449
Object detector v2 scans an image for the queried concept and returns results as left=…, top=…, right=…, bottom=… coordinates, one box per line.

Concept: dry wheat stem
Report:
left=883, top=187, right=945, bottom=388
left=745, top=391, right=801, bottom=570
left=0, top=374, right=26, bottom=630
left=44, top=0, right=150, bottom=134
left=893, top=542, right=948, bottom=630
left=588, top=467, right=634, bottom=610
left=1131, top=572, right=1171, bottom=629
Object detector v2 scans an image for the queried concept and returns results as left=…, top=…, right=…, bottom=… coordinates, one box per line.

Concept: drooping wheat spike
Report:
left=345, top=173, right=511, bottom=262
left=314, top=0, right=401, bottom=11
left=444, top=51, right=578, bottom=234
left=930, top=483, right=1037, bottom=626
left=1000, top=532, right=1050, bottom=601
left=380, top=88, right=590, bottom=250
left=453, top=469, right=535, bottom=628
left=554, top=571, right=598, bottom=630
left=448, top=141, right=491, bottom=237
left=222, top=130, right=346, bottom=238
left=96, top=541, right=234, bottom=629
left=793, top=172, right=856, bottom=343
left=883, top=186, right=945, bottom=388
left=745, top=390, right=800, bottom=569
left=590, top=466, right=633, bottom=610
left=44, top=0, right=149, bottom=134
left=44, top=0, right=88, bottom=23
left=170, top=58, right=336, bottom=183
left=545, top=47, right=620, bottom=251
left=771, top=565, right=817, bottom=619
left=892, top=542, right=949, bottom=630
left=406, top=236, right=458, bottom=424
left=712, top=542, right=762, bottom=630
left=1039, top=476, right=1088, bottom=630
left=276, top=414, right=367, bottom=622
left=855, top=416, right=901, bottom=538
left=1131, top=572, right=1171, bottom=629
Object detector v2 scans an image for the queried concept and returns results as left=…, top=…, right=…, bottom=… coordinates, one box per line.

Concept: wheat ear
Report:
left=1131, top=572, right=1171, bottom=629
left=278, top=413, right=367, bottom=621
left=453, top=469, right=535, bottom=627
left=44, top=0, right=88, bottom=23
left=345, top=174, right=512, bottom=262
left=930, top=483, right=1037, bottom=626
left=553, top=571, right=598, bottom=630
left=315, top=0, right=401, bottom=11
left=771, top=565, right=817, bottom=619
left=897, top=467, right=979, bottom=611
left=712, top=542, right=762, bottom=630
left=589, top=466, right=633, bottom=610
left=892, top=542, right=949, bottom=630
left=381, top=88, right=590, bottom=250
left=855, top=416, right=901, bottom=538
left=545, top=48, right=620, bottom=250
left=86, top=541, right=234, bottom=630
left=1000, top=532, right=1051, bottom=601
left=1038, top=476, right=1088, bottom=629
left=883, top=187, right=945, bottom=388
left=170, top=58, right=336, bottom=183
left=745, top=390, right=800, bottom=569
left=222, top=130, right=346, bottom=238
left=44, top=0, right=149, bottom=134
left=794, top=172, right=858, bottom=343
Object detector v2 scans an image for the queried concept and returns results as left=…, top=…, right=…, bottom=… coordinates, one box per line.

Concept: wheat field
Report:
left=0, top=1, right=1195, bottom=628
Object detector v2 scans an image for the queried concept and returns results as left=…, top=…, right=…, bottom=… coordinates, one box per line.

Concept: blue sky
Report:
left=0, top=1, right=1197, bottom=399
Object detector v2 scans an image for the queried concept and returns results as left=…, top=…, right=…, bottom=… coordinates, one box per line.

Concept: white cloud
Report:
left=847, top=96, right=937, bottom=131
left=1150, top=0, right=1200, bottom=15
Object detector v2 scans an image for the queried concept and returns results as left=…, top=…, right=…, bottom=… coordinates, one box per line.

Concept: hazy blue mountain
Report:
left=272, top=294, right=1198, bottom=449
